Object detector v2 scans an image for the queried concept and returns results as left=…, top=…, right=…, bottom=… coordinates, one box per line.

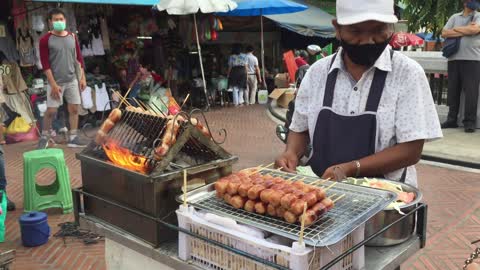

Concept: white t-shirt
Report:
left=290, top=47, right=443, bottom=187
left=245, top=52, right=259, bottom=74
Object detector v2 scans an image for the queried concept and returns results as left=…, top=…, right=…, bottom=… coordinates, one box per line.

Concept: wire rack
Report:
left=185, top=169, right=396, bottom=247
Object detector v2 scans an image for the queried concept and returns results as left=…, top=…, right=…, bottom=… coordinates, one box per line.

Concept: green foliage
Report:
left=402, top=0, right=463, bottom=37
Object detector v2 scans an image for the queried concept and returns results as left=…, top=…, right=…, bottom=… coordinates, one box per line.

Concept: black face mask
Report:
left=340, top=37, right=392, bottom=67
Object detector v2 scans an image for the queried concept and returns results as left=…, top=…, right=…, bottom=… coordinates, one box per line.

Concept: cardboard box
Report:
left=274, top=73, right=290, bottom=88
left=269, top=88, right=295, bottom=108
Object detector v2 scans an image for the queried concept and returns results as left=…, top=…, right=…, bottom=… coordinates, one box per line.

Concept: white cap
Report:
left=336, top=0, right=398, bottom=25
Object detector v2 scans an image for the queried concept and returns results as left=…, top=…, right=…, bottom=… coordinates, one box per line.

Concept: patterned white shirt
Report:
left=290, top=47, right=443, bottom=187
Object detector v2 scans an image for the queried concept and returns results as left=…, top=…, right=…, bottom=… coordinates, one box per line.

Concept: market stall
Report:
left=71, top=103, right=427, bottom=270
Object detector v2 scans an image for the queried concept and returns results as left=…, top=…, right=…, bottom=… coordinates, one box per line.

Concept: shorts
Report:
left=47, top=79, right=81, bottom=108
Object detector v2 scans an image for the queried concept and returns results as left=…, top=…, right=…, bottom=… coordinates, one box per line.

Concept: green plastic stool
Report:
left=23, top=149, right=73, bottom=214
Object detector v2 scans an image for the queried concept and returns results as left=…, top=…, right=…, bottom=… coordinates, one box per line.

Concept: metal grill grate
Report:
left=185, top=169, right=396, bottom=247
left=82, top=110, right=228, bottom=175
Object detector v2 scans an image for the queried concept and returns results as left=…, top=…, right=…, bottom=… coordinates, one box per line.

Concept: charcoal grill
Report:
left=76, top=109, right=237, bottom=246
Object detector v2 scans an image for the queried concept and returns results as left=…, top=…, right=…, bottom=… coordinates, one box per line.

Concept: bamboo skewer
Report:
left=134, top=98, right=147, bottom=110
left=119, top=87, right=133, bottom=107
left=183, top=170, right=187, bottom=207
left=114, top=91, right=132, bottom=107
left=323, top=182, right=338, bottom=192
left=246, top=163, right=276, bottom=176
left=332, top=194, right=346, bottom=203
left=181, top=94, right=190, bottom=109
left=299, top=202, right=308, bottom=246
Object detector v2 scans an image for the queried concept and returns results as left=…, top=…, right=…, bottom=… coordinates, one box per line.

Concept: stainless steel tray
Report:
left=178, top=169, right=397, bottom=247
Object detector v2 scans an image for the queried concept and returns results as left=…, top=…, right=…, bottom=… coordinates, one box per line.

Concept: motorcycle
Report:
left=276, top=45, right=323, bottom=145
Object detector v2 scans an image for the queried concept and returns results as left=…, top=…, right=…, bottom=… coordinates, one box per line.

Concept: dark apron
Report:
left=308, top=51, right=407, bottom=182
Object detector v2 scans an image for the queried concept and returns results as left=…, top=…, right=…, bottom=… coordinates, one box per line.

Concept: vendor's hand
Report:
left=322, top=162, right=355, bottom=181
left=275, top=151, right=298, bottom=173
left=50, top=83, right=62, bottom=100
left=79, top=79, right=87, bottom=92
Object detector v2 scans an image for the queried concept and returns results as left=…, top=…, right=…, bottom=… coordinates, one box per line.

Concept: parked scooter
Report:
left=276, top=45, right=323, bottom=144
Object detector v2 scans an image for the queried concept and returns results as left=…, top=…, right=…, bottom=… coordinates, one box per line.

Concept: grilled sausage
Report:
left=247, top=185, right=266, bottom=200
left=244, top=200, right=256, bottom=212
left=269, top=190, right=286, bottom=207
left=321, top=197, right=334, bottom=211
left=230, top=195, right=247, bottom=209
left=95, top=130, right=107, bottom=145
left=267, top=204, right=277, bottom=216
left=284, top=211, right=298, bottom=224
left=223, top=194, right=233, bottom=205
left=254, top=202, right=268, bottom=214
left=101, top=119, right=115, bottom=134
left=108, top=108, right=122, bottom=123
left=276, top=207, right=287, bottom=218
left=290, top=200, right=309, bottom=216
left=259, top=189, right=275, bottom=204
left=300, top=209, right=318, bottom=226
left=226, top=181, right=242, bottom=195
left=214, top=180, right=229, bottom=196
left=238, top=182, right=254, bottom=197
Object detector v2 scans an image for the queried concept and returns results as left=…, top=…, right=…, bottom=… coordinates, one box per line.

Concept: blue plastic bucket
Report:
left=19, top=211, right=50, bottom=247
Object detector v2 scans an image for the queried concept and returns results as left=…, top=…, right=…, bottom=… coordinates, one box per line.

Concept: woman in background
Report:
left=227, top=44, right=248, bottom=106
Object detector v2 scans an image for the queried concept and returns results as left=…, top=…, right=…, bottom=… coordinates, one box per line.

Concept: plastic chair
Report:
left=23, top=149, right=73, bottom=214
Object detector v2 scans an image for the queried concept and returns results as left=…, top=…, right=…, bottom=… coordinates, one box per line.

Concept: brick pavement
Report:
left=0, top=105, right=479, bottom=270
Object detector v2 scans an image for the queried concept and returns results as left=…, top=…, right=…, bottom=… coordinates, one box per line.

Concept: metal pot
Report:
left=344, top=179, right=423, bottom=247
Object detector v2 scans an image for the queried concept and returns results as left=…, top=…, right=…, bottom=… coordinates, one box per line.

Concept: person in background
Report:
left=38, top=8, right=87, bottom=149
left=245, top=45, right=262, bottom=105
left=295, top=50, right=310, bottom=68
left=125, top=48, right=140, bottom=95
left=441, top=0, right=480, bottom=133
left=227, top=44, right=248, bottom=107
left=0, top=70, right=15, bottom=211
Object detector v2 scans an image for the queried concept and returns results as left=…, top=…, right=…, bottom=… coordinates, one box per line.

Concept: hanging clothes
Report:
left=81, top=44, right=94, bottom=57
left=95, top=83, right=110, bottom=111
left=16, top=28, right=35, bottom=67
left=99, top=17, right=110, bottom=50
left=31, top=31, right=43, bottom=69
left=0, top=26, right=20, bottom=62
left=91, top=34, right=105, bottom=56
left=11, top=0, right=27, bottom=30
left=31, top=15, right=45, bottom=33
left=1, top=62, right=28, bottom=94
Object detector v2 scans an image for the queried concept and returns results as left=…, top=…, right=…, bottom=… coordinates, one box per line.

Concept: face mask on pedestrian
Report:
left=467, top=0, right=480, bottom=10
left=339, top=36, right=392, bottom=67
left=52, top=21, right=66, bottom=32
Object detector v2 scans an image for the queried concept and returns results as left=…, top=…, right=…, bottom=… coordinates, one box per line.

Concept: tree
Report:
left=402, top=0, right=463, bottom=38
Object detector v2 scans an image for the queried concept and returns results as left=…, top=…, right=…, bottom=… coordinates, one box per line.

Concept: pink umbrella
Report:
left=390, top=32, right=425, bottom=49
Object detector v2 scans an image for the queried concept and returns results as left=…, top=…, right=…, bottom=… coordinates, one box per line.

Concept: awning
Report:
left=265, top=1, right=335, bottom=38
left=31, top=0, right=157, bottom=5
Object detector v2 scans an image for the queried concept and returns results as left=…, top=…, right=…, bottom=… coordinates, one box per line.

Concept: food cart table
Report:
left=78, top=213, right=422, bottom=270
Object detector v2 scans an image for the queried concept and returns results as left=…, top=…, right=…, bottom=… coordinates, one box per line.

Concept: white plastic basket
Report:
left=177, top=206, right=365, bottom=270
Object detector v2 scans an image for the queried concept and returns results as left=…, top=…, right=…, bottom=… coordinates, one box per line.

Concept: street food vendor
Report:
left=275, top=0, right=443, bottom=187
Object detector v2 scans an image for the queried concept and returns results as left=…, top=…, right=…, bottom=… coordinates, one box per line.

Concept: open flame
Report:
left=102, top=141, right=150, bottom=174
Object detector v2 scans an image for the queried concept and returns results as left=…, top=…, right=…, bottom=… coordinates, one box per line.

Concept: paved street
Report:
left=1, top=105, right=479, bottom=270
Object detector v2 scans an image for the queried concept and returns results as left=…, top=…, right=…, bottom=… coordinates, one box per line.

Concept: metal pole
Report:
left=193, top=13, right=210, bottom=109
left=261, top=12, right=266, bottom=85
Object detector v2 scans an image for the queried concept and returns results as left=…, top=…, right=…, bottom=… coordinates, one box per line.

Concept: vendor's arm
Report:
left=324, top=140, right=424, bottom=179
left=275, top=67, right=313, bottom=172
left=324, top=58, right=443, bottom=180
